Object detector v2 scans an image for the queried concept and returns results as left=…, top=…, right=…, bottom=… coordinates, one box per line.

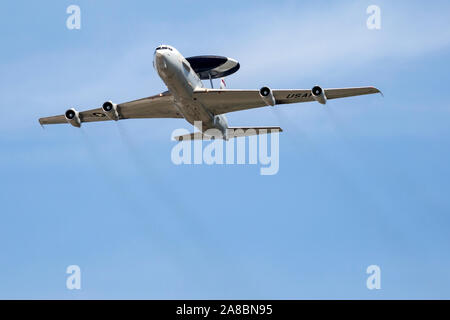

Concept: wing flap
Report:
left=325, top=87, right=381, bottom=99
left=118, top=93, right=182, bottom=119
left=192, top=89, right=265, bottom=115
left=39, top=115, right=66, bottom=126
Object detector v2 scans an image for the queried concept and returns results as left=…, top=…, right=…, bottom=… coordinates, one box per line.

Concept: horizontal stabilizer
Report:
left=227, top=127, right=283, bottom=138
left=173, top=126, right=282, bottom=141
left=173, top=132, right=206, bottom=141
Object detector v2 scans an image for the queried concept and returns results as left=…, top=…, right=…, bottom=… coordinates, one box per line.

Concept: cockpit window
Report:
left=155, top=46, right=173, bottom=52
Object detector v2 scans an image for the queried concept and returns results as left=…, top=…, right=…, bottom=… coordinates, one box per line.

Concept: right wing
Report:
left=39, top=91, right=183, bottom=126
left=193, top=87, right=381, bottom=115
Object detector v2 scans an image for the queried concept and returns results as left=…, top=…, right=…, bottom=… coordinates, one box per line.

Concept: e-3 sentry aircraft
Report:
left=39, top=45, right=381, bottom=140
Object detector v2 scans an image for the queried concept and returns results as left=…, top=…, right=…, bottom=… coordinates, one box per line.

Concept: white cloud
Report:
left=204, top=2, right=450, bottom=84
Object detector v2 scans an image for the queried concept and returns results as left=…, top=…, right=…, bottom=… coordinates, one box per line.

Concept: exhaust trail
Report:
left=325, top=103, right=443, bottom=225
left=114, top=124, right=223, bottom=249
left=78, top=128, right=176, bottom=251
left=269, top=107, right=317, bottom=155
left=114, top=123, right=260, bottom=291
left=271, top=106, right=403, bottom=242
left=323, top=104, right=410, bottom=242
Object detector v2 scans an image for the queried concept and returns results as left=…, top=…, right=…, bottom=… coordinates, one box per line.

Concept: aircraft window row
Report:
left=155, top=46, right=173, bottom=51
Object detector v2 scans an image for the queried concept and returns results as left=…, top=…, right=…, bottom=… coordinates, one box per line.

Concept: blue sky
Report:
left=1, top=0, right=450, bottom=299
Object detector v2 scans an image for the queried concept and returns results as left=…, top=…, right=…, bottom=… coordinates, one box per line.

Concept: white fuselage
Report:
left=153, top=45, right=228, bottom=135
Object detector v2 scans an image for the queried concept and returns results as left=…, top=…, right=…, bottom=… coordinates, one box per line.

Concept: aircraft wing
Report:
left=39, top=91, right=183, bottom=126
left=193, top=87, right=381, bottom=115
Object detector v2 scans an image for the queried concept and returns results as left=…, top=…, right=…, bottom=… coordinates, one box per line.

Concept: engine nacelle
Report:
left=213, top=114, right=228, bottom=136
left=259, top=86, right=276, bottom=106
left=65, top=108, right=81, bottom=127
left=102, top=101, right=119, bottom=120
left=311, top=85, right=327, bottom=105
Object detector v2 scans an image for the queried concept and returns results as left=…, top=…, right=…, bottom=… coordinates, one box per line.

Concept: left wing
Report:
left=39, top=91, right=183, bottom=126
left=193, top=87, right=381, bottom=115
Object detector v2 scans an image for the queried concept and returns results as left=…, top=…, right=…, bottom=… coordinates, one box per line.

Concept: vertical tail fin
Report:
left=220, top=78, right=226, bottom=89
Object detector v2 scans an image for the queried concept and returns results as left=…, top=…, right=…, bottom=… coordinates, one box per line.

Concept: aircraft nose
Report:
left=154, top=51, right=163, bottom=63
left=154, top=51, right=168, bottom=70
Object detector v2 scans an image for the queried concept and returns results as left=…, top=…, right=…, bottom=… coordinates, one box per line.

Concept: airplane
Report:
left=38, top=44, right=382, bottom=140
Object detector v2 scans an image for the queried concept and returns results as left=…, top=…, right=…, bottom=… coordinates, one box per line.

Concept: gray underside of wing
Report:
left=193, top=87, right=381, bottom=115
left=192, top=89, right=268, bottom=115
left=39, top=92, right=183, bottom=126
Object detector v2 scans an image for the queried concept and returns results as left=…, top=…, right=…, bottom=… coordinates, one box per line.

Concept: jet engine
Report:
left=65, top=108, right=81, bottom=127
left=102, top=101, right=119, bottom=120
left=311, top=85, right=327, bottom=105
left=213, top=114, right=228, bottom=136
left=259, top=86, right=276, bottom=106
